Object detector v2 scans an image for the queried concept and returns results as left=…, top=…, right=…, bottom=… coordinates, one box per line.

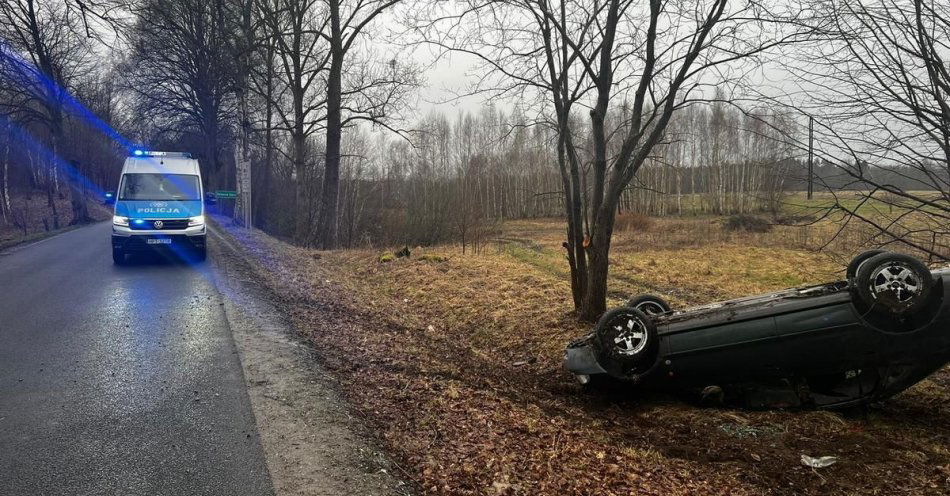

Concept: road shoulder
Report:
left=208, top=224, right=411, bottom=496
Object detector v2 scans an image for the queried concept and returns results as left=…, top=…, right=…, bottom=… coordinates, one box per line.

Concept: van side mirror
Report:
left=205, top=192, right=217, bottom=206
left=104, top=191, right=116, bottom=205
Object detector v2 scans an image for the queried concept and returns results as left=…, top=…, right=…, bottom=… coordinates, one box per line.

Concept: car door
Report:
left=772, top=297, right=881, bottom=377
left=661, top=308, right=782, bottom=385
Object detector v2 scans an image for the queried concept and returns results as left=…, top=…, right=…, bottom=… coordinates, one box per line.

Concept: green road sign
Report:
left=215, top=190, right=237, bottom=199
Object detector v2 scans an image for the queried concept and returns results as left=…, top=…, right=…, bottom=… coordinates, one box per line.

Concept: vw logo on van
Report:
left=153, top=220, right=164, bottom=229
left=149, top=201, right=168, bottom=208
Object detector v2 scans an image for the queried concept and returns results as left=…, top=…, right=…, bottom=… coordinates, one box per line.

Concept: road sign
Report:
left=215, top=190, right=237, bottom=199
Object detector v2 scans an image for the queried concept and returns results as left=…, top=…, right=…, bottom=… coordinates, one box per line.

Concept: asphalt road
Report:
left=0, top=222, right=274, bottom=495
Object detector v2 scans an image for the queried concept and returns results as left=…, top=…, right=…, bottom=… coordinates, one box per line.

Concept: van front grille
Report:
left=130, top=219, right=190, bottom=230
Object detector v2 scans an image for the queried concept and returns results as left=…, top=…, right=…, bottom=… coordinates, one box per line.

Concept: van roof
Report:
left=122, top=157, right=200, bottom=176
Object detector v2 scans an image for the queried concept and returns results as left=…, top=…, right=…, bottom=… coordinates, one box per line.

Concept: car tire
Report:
left=592, top=307, right=659, bottom=376
left=112, top=249, right=126, bottom=265
left=626, top=294, right=671, bottom=316
left=855, top=252, right=933, bottom=315
left=195, top=246, right=207, bottom=263
left=846, top=249, right=888, bottom=281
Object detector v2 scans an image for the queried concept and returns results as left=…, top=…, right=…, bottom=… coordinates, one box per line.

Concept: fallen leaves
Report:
left=220, top=220, right=950, bottom=496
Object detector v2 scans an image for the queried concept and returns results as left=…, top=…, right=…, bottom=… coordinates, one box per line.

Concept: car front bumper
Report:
left=564, top=335, right=607, bottom=376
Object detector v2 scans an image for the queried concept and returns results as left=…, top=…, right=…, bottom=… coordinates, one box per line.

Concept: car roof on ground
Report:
left=122, top=156, right=200, bottom=176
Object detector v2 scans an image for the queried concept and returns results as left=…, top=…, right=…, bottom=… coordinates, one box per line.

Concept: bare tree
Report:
left=776, top=0, right=950, bottom=260
left=0, top=0, right=106, bottom=227
left=123, top=0, right=237, bottom=187
left=415, top=0, right=802, bottom=319
left=314, top=0, right=419, bottom=249
left=256, top=0, right=329, bottom=242
left=252, top=32, right=276, bottom=228
left=231, top=0, right=258, bottom=226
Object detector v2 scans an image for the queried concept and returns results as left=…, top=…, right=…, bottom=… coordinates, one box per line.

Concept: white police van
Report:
left=107, top=150, right=209, bottom=264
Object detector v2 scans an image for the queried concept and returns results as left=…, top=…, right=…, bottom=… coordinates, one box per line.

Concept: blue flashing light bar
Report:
left=130, top=149, right=192, bottom=158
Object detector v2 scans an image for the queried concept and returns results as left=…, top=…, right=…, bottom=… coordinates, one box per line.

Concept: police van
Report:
left=107, top=150, right=209, bottom=264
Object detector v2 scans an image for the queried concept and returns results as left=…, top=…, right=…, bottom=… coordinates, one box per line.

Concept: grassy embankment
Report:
left=223, top=199, right=950, bottom=495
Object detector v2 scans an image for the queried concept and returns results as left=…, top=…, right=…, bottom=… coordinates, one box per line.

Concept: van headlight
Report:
left=188, top=215, right=204, bottom=227
left=113, top=215, right=129, bottom=226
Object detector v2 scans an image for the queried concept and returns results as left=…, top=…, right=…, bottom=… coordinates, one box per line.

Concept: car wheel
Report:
left=626, top=294, right=671, bottom=316
left=846, top=249, right=888, bottom=281
left=593, top=307, right=659, bottom=376
left=194, top=246, right=207, bottom=263
left=112, top=249, right=126, bottom=265
left=855, top=252, right=933, bottom=315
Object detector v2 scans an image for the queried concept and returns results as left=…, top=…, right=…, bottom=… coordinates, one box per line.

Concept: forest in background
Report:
left=2, top=86, right=938, bottom=250
left=1, top=0, right=948, bottom=289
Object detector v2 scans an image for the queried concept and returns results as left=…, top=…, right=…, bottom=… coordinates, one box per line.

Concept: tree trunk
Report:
left=27, top=150, right=38, bottom=189
left=293, top=129, right=308, bottom=243
left=47, top=122, right=61, bottom=230
left=0, top=128, right=9, bottom=224
left=233, top=0, right=254, bottom=227
left=581, top=243, right=610, bottom=321
left=580, top=203, right=615, bottom=321
left=202, top=111, right=219, bottom=191
left=260, top=100, right=273, bottom=230
left=68, top=159, right=91, bottom=225
left=258, top=39, right=275, bottom=229
left=557, top=124, right=587, bottom=311
left=316, top=0, right=343, bottom=250
left=0, top=122, right=13, bottom=224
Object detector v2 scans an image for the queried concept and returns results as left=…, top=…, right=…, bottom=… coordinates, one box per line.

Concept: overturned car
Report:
left=565, top=251, right=950, bottom=408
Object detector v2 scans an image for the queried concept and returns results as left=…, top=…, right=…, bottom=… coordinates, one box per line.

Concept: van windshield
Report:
left=119, top=173, right=200, bottom=201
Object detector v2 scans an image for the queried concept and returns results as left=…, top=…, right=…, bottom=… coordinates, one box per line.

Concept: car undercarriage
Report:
left=565, top=251, right=950, bottom=409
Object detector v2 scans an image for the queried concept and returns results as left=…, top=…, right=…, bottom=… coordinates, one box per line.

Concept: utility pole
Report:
left=807, top=116, right=814, bottom=200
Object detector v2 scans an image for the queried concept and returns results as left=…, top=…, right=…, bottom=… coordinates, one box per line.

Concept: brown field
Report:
left=219, top=214, right=950, bottom=495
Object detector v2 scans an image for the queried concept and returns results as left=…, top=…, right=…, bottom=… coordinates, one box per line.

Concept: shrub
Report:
left=772, top=214, right=815, bottom=226
left=614, top=212, right=654, bottom=232
left=724, top=214, right=772, bottom=233
left=419, top=254, right=448, bottom=262
left=379, top=252, right=395, bottom=263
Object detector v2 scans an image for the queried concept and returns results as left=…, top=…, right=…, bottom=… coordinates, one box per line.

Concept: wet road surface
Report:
left=0, top=222, right=273, bottom=495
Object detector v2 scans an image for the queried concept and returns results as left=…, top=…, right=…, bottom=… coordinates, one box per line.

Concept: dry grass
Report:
left=220, top=214, right=950, bottom=496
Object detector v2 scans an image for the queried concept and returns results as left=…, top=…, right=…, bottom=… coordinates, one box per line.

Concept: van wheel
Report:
left=593, top=307, right=659, bottom=376
left=855, top=253, right=933, bottom=315
left=846, top=249, right=887, bottom=281
left=112, top=249, right=126, bottom=265
left=626, top=294, right=671, bottom=316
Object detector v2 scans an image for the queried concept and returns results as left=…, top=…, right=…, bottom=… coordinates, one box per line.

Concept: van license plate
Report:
left=147, top=238, right=172, bottom=245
